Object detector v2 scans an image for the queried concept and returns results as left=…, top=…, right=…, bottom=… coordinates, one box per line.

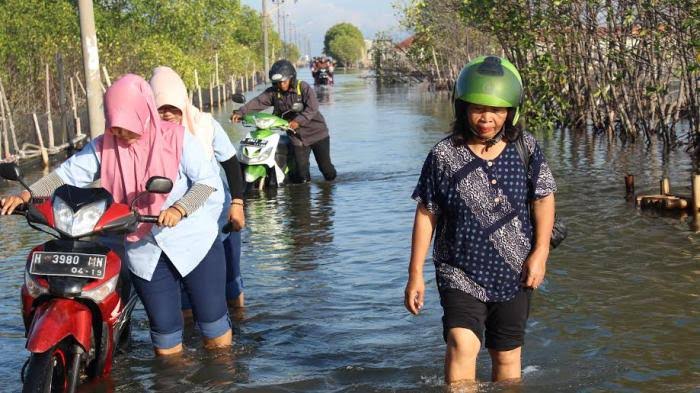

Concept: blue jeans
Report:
left=224, top=231, right=244, bottom=300
left=131, top=242, right=230, bottom=349
left=181, top=232, right=243, bottom=309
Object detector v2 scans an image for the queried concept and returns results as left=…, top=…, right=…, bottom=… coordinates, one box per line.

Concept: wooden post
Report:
left=692, top=174, right=700, bottom=232
left=194, top=70, right=203, bottom=111
left=241, top=77, right=246, bottom=92
left=0, top=79, right=20, bottom=153
left=45, top=63, right=55, bottom=149
left=660, top=177, right=670, bottom=195
left=70, top=77, right=82, bottom=136
left=624, top=174, right=635, bottom=200
left=231, top=75, right=236, bottom=94
left=32, top=113, right=49, bottom=167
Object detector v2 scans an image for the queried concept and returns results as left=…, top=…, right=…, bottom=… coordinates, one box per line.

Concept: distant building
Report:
left=361, top=39, right=374, bottom=68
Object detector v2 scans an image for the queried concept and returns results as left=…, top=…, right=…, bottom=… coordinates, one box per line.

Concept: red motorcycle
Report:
left=0, top=162, right=172, bottom=393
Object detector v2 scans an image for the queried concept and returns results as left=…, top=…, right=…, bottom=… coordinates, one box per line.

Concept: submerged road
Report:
left=0, top=68, right=698, bottom=392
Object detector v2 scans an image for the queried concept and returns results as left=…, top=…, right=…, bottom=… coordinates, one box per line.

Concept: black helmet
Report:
left=269, top=59, right=296, bottom=83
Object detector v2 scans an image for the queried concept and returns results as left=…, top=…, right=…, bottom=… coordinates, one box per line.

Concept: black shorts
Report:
left=439, top=288, right=532, bottom=351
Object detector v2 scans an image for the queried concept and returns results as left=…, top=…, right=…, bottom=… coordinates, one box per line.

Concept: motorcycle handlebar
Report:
left=138, top=215, right=159, bottom=223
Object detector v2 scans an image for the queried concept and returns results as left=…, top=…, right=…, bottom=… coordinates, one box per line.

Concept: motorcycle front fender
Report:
left=26, top=299, right=93, bottom=353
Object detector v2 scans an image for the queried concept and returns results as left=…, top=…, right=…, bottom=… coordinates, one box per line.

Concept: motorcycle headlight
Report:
left=53, top=197, right=107, bottom=237
left=25, top=270, right=48, bottom=298
left=254, top=117, right=276, bottom=129
left=82, top=274, right=119, bottom=302
left=257, top=145, right=275, bottom=161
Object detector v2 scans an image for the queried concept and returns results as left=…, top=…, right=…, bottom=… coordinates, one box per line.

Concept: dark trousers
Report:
left=131, top=242, right=229, bottom=348
left=292, top=136, right=336, bottom=182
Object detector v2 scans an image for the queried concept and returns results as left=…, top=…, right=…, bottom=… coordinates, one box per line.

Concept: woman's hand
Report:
left=158, top=207, right=183, bottom=228
left=521, top=247, right=548, bottom=289
left=228, top=200, right=245, bottom=231
left=404, top=274, right=425, bottom=315
left=1, top=190, right=31, bottom=215
left=288, top=120, right=300, bottom=130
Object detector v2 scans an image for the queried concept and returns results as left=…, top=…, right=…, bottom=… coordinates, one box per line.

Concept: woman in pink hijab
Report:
left=150, top=66, right=247, bottom=311
left=2, top=74, right=232, bottom=356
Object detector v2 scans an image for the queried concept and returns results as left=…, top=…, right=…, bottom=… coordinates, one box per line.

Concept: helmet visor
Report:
left=270, top=73, right=290, bottom=83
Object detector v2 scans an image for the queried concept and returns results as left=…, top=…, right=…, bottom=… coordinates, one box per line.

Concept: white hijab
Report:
left=149, top=66, right=215, bottom=159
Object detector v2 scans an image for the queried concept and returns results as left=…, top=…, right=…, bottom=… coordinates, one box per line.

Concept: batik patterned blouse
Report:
left=412, top=132, right=556, bottom=302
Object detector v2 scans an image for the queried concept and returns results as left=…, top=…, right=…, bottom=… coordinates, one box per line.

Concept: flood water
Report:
left=1, top=69, right=699, bottom=392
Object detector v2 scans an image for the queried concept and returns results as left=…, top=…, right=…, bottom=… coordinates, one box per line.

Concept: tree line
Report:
left=397, top=0, right=699, bottom=152
left=0, top=0, right=299, bottom=113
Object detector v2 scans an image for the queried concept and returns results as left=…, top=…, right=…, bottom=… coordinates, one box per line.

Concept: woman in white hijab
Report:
left=150, top=66, right=247, bottom=309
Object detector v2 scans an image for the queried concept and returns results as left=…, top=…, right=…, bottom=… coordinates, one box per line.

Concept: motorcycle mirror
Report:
left=291, top=102, right=304, bottom=113
left=0, top=162, right=32, bottom=195
left=130, top=177, right=173, bottom=211
left=145, top=176, right=173, bottom=194
left=230, top=93, right=247, bottom=104
left=0, top=162, right=23, bottom=182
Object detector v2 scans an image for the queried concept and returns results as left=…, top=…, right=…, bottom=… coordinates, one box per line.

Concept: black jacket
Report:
left=237, top=80, right=329, bottom=146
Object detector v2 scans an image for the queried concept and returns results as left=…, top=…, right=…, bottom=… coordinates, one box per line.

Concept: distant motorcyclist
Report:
left=230, top=60, right=337, bottom=183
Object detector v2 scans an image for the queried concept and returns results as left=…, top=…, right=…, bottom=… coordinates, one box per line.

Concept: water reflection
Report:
left=315, top=86, right=333, bottom=104
left=279, top=182, right=335, bottom=271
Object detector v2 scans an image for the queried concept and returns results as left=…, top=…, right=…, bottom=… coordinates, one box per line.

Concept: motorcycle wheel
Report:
left=22, top=341, right=73, bottom=393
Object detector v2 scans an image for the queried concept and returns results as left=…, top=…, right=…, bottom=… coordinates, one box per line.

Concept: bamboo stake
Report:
left=32, top=113, right=49, bottom=166
left=660, top=177, right=670, bottom=195
left=231, top=75, right=236, bottom=94
left=432, top=47, right=442, bottom=81
left=101, top=65, right=111, bottom=86
left=692, top=174, right=700, bottom=232
left=215, top=53, right=220, bottom=86
left=70, top=77, right=82, bottom=136
left=56, top=53, right=70, bottom=148
left=0, top=79, right=20, bottom=153
left=194, top=70, right=203, bottom=111
left=74, top=72, right=87, bottom=96
left=0, top=97, right=8, bottom=159
left=222, top=78, right=227, bottom=105
left=209, top=75, right=214, bottom=110
left=45, top=63, right=55, bottom=149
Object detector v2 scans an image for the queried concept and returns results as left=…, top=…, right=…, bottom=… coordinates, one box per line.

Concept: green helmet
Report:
left=455, top=56, right=523, bottom=125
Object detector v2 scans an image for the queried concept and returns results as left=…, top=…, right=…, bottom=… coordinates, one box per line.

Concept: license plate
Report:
left=30, top=252, right=107, bottom=279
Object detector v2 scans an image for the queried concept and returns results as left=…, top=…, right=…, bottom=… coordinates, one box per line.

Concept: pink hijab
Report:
left=149, top=66, right=215, bottom=158
left=100, top=74, right=184, bottom=241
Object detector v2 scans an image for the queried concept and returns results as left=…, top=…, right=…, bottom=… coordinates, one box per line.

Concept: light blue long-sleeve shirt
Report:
left=192, top=117, right=238, bottom=241
left=54, top=132, right=224, bottom=280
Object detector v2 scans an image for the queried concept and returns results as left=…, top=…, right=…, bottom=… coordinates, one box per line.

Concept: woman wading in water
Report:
left=404, top=56, right=556, bottom=386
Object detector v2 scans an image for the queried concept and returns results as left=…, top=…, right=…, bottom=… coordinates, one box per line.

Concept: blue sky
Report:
left=241, top=0, right=404, bottom=56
